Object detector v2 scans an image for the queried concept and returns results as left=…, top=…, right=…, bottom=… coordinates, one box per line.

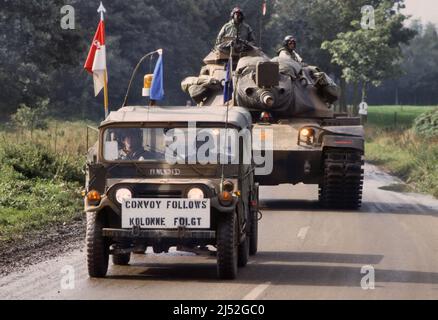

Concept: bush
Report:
left=0, top=141, right=84, bottom=183
left=11, top=103, right=49, bottom=133
left=366, top=128, right=438, bottom=198
left=0, top=120, right=92, bottom=241
left=413, top=108, right=438, bottom=138
left=0, top=141, right=84, bottom=240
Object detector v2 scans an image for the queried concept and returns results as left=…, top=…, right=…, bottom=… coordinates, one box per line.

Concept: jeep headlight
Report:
left=187, top=187, right=205, bottom=199
left=115, top=188, right=132, bottom=204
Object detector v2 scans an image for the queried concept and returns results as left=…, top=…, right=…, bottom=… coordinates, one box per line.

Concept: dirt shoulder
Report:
left=0, top=216, right=85, bottom=276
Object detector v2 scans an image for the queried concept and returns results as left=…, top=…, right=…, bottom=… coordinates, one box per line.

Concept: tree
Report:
left=0, top=0, right=85, bottom=116
left=0, top=0, right=428, bottom=120
left=398, top=22, right=438, bottom=105
left=266, top=0, right=385, bottom=110
left=322, top=0, right=415, bottom=107
left=11, top=102, right=49, bottom=138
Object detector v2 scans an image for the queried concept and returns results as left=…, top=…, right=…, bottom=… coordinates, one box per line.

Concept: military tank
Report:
left=182, top=39, right=364, bottom=209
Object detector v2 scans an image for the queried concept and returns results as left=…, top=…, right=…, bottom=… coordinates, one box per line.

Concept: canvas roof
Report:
left=100, top=106, right=252, bottom=129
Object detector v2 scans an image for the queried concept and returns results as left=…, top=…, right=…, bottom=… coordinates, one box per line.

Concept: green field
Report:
left=367, top=105, right=436, bottom=128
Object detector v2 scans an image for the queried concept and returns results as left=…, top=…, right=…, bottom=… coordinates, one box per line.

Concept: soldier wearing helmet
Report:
left=277, top=35, right=303, bottom=63
left=215, top=7, right=256, bottom=47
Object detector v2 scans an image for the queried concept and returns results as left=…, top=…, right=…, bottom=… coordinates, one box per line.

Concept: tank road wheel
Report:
left=319, top=149, right=364, bottom=209
left=86, top=212, right=109, bottom=278
left=216, top=212, right=238, bottom=279
left=112, top=253, right=131, bottom=266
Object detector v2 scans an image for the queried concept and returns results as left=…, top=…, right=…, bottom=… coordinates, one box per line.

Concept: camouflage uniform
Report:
left=277, top=47, right=303, bottom=63
left=215, top=20, right=255, bottom=46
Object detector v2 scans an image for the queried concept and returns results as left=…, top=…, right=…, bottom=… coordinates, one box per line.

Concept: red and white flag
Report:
left=262, top=1, right=267, bottom=16
left=84, top=20, right=107, bottom=96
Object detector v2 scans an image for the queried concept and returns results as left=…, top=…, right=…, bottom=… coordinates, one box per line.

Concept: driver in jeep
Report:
left=118, top=129, right=147, bottom=160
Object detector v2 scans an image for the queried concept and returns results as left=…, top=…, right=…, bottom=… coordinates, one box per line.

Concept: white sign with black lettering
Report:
left=122, top=198, right=210, bottom=229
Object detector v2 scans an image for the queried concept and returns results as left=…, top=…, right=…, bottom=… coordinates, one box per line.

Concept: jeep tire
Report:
left=238, top=232, right=249, bottom=267
left=249, top=185, right=259, bottom=255
left=249, top=210, right=258, bottom=256
left=216, top=212, right=238, bottom=279
left=86, top=212, right=109, bottom=278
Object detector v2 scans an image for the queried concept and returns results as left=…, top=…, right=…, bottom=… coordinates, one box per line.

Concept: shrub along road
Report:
left=366, top=106, right=438, bottom=197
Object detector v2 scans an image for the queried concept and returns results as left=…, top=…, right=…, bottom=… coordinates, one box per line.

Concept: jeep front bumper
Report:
left=102, top=228, right=215, bottom=240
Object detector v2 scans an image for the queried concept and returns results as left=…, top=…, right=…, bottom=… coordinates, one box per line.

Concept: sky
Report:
left=403, top=0, right=438, bottom=25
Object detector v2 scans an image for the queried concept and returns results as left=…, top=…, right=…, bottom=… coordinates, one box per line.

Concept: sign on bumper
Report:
left=122, top=198, right=210, bottom=229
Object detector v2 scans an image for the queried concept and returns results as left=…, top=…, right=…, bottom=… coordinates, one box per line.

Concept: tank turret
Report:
left=181, top=40, right=339, bottom=119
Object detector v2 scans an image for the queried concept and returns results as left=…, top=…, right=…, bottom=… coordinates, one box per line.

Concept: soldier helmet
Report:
left=230, top=7, right=244, bottom=19
left=283, top=35, right=296, bottom=46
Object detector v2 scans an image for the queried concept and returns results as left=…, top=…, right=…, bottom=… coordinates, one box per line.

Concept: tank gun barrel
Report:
left=260, top=91, right=275, bottom=108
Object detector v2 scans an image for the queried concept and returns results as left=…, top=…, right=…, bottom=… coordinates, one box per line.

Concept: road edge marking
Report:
left=297, top=226, right=310, bottom=240
left=242, top=282, right=271, bottom=300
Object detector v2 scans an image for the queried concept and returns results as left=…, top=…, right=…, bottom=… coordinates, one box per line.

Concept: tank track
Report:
left=319, top=148, right=364, bottom=209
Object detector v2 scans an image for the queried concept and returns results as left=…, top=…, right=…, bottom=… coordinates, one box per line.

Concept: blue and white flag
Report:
left=150, top=49, right=164, bottom=101
left=223, top=59, right=233, bottom=104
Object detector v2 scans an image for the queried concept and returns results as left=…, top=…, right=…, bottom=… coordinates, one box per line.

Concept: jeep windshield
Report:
left=103, top=126, right=246, bottom=164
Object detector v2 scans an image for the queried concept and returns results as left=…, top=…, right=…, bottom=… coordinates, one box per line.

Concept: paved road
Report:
left=1, top=164, right=437, bottom=299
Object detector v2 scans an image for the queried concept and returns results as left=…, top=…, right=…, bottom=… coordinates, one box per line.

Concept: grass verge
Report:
left=0, top=120, right=96, bottom=242
left=366, top=106, right=438, bottom=198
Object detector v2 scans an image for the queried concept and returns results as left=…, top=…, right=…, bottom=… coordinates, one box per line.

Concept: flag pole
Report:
left=104, top=69, right=109, bottom=117
left=98, top=2, right=108, bottom=117
left=260, top=1, right=267, bottom=49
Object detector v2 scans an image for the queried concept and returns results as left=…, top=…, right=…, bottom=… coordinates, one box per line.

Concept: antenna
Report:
left=220, top=45, right=234, bottom=191
left=122, top=49, right=161, bottom=108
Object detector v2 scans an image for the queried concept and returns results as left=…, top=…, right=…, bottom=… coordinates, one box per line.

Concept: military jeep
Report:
left=84, top=106, right=259, bottom=279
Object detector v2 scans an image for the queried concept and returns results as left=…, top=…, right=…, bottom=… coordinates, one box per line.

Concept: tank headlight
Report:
left=299, top=128, right=316, bottom=146
left=187, top=187, right=205, bottom=199
left=301, top=128, right=313, bottom=137
left=115, top=188, right=132, bottom=204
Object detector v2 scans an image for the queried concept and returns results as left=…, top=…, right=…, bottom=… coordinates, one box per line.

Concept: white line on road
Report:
left=242, top=282, right=271, bottom=300
left=297, top=226, right=310, bottom=240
